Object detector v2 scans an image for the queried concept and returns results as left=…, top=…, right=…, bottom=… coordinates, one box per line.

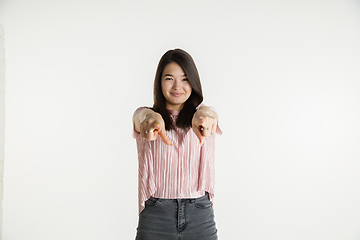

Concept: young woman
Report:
left=132, top=49, right=222, bottom=240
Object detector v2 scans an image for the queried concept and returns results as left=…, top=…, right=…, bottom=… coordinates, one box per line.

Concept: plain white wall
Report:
left=1, top=0, right=360, bottom=239
left=0, top=24, right=5, bottom=238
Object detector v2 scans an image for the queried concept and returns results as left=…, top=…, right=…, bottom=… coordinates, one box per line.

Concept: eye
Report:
left=165, top=77, right=173, bottom=81
left=183, top=78, right=189, bottom=81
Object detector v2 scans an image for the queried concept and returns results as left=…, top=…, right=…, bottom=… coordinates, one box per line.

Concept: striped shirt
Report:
left=132, top=105, right=222, bottom=214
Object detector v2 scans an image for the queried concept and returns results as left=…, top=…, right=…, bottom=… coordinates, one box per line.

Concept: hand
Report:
left=139, top=111, right=172, bottom=145
left=191, top=107, right=218, bottom=146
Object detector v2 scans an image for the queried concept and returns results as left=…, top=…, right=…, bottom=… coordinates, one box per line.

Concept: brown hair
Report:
left=152, top=49, right=203, bottom=130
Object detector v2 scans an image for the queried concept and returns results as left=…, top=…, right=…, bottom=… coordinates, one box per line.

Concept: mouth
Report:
left=171, top=92, right=183, bottom=97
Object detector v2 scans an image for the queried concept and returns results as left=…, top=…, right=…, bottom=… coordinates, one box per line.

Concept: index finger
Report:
left=156, top=124, right=172, bottom=146
left=192, top=125, right=204, bottom=146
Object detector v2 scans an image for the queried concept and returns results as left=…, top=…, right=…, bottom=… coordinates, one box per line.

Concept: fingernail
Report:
left=169, top=140, right=173, bottom=145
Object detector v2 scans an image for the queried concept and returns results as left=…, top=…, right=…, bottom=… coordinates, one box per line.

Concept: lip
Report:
left=171, top=92, right=183, bottom=97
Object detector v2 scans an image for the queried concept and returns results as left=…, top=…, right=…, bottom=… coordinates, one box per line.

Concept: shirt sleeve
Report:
left=132, top=106, right=149, bottom=139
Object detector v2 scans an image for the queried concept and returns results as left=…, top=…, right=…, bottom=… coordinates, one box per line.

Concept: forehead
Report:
left=162, top=62, right=185, bottom=76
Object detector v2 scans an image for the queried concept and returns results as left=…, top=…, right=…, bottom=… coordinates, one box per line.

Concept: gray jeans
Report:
left=135, top=192, right=218, bottom=240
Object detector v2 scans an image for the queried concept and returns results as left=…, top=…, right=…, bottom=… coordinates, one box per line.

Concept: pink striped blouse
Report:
left=132, top=105, right=222, bottom=214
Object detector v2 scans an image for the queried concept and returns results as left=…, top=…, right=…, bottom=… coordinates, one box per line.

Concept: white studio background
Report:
left=1, top=0, right=360, bottom=239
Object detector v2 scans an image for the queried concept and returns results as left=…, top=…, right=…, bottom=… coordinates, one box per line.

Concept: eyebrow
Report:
left=163, top=74, right=187, bottom=77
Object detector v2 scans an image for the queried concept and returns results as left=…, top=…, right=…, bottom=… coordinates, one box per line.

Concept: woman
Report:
left=132, top=48, right=222, bottom=240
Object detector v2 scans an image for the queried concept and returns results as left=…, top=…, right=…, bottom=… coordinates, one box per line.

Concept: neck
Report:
left=166, top=103, right=183, bottom=111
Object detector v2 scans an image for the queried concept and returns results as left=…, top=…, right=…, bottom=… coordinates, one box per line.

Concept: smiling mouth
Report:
left=171, top=92, right=183, bottom=97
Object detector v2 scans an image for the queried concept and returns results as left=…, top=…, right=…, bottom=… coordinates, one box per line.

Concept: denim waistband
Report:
left=149, top=192, right=209, bottom=203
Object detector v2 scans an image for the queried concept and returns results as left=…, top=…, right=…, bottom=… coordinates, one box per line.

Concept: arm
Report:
left=134, top=108, right=172, bottom=145
left=192, top=106, right=219, bottom=146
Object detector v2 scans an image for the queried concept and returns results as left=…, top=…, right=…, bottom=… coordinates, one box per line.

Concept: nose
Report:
left=172, top=79, right=181, bottom=89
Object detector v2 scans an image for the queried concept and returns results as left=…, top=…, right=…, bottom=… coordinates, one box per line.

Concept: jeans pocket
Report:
left=194, top=196, right=212, bottom=209
left=145, top=196, right=160, bottom=206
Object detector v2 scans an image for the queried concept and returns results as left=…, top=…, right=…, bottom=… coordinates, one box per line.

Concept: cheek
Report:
left=185, top=83, right=192, bottom=94
left=161, top=81, right=168, bottom=94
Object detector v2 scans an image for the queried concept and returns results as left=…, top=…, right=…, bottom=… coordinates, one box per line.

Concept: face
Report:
left=161, top=62, right=192, bottom=111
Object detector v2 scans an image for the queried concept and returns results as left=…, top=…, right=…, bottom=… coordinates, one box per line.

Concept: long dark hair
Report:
left=152, top=49, right=203, bottom=130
